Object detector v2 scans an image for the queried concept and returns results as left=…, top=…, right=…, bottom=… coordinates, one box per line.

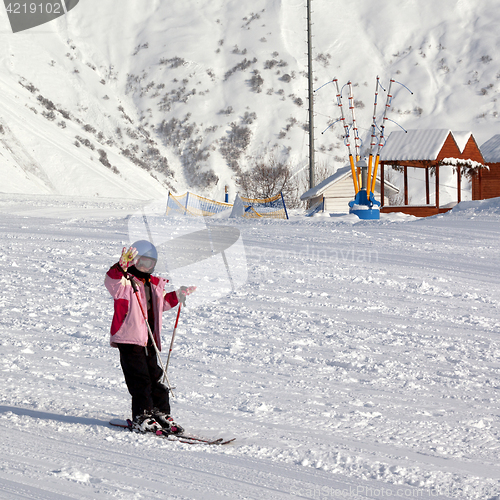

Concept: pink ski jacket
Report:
left=104, top=264, right=179, bottom=350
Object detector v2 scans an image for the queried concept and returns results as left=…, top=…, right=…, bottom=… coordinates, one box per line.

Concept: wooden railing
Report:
left=381, top=206, right=453, bottom=217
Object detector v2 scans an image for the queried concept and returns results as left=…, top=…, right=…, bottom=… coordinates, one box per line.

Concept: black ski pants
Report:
left=117, top=342, right=170, bottom=419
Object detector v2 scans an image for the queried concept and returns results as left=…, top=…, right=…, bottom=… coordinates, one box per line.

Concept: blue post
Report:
left=281, top=192, right=289, bottom=219
left=349, top=159, right=380, bottom=220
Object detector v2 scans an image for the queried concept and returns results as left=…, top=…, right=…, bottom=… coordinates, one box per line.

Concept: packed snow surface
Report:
left=1, top=194, right=500, bottom=499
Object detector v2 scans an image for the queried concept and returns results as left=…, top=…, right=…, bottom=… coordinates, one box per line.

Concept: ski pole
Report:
left=165, top=303, right=181, bottom=374
left=125, top=272, right=176, bottom=397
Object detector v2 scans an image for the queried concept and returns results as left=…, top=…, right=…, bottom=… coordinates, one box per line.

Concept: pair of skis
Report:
left=109, top=419, right=235, bottom=446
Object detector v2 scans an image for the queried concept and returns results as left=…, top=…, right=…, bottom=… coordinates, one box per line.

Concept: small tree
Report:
left=238, top=155, right=293, bottom=200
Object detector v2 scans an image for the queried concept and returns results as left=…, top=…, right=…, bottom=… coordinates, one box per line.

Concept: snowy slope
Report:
left=2, top=193, right=500, bottom=498
left=1, top=0, right=500, bottom=200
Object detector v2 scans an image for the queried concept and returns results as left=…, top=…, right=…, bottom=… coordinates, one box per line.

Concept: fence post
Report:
left=281, top=192, right=289, bottom=219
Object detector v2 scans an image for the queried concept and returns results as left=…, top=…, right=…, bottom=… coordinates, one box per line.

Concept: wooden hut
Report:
left=301, top=166, right=399, bottom=214
left=476, top=135, right=500, bottom=199
left=379, top=129, right=485, bottom=217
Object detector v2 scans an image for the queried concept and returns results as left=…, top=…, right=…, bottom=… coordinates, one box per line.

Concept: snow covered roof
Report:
left=380, top=129, right=475, bottom=162
left=380, top=129, right=451, bottom=161
left=480, top=134, right=500, bottom=162
left=453, top=131, right=472, bottom=153
left=301, top=166, right=351, bottom=200
left=301, top=165, right=399, bottom=201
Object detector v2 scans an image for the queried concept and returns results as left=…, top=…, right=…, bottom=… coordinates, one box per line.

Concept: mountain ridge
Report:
left=0, top=0, right=499, bottom=203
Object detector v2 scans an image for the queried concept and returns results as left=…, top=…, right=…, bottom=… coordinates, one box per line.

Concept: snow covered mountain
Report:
left=1, top=0, right=500, bottom=201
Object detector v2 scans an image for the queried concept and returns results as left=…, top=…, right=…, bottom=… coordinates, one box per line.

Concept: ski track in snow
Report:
left=1, top=194, right=500, bottom=499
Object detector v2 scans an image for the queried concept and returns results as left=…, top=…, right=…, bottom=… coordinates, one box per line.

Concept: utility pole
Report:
left=307, top=0, right=316, bottom=189
left=306, top=0, right=315, bottom=190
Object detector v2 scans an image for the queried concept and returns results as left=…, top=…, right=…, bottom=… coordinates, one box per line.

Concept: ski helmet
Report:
left=131, top=240, right=158, bottom=273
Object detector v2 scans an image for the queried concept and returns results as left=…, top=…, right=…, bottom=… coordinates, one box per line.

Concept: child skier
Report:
left=104, top=240, right=195, bottom=434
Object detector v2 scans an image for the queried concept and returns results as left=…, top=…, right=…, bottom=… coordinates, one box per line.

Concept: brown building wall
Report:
left=436, top=134, right=462, bottom=160
left=461, top=136, right=484, bottom=163
left=473, top=163, right=500, bottom=200
left=436, top=134, right=490, bottom=201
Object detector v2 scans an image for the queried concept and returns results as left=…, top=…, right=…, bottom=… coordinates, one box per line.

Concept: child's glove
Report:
left=176, top=286, right=197, bottom=306
left=119, top=246, right=138, bottom=271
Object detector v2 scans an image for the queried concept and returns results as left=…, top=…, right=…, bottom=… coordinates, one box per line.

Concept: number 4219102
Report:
left=5, top=3, right=63, bottom=14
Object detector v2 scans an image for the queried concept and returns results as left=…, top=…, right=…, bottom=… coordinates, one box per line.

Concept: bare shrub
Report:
left=264, top=59, right=288, bottom=69
left=42, top=110, right=56, bottom=121
left=158, top=114, right=215, bottom=188
left=224, top=58, right=257, bottom=80
left=242, top=112, right=257, bottom=125
left=159, top=56, right=185, bottom=68
left=83, top=124, right=97, bottom=134
left=75, top=136, right=95, bottom=150
left=219, top=122, right=252, bottom=172
left=133, top=43, right=149, bottom=56
left=19, top=81, right=38, bottom=93
left=315, top=53, right=331, bottom=67
left=248, top=71, right=264, bottom=92
left=237, top=155, right=294, bottom=201
left=57, top=107, right=71, bottom=120
left=218, top=106, right=234, bottom=115
left=37, top=95, right=56, bottom=110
